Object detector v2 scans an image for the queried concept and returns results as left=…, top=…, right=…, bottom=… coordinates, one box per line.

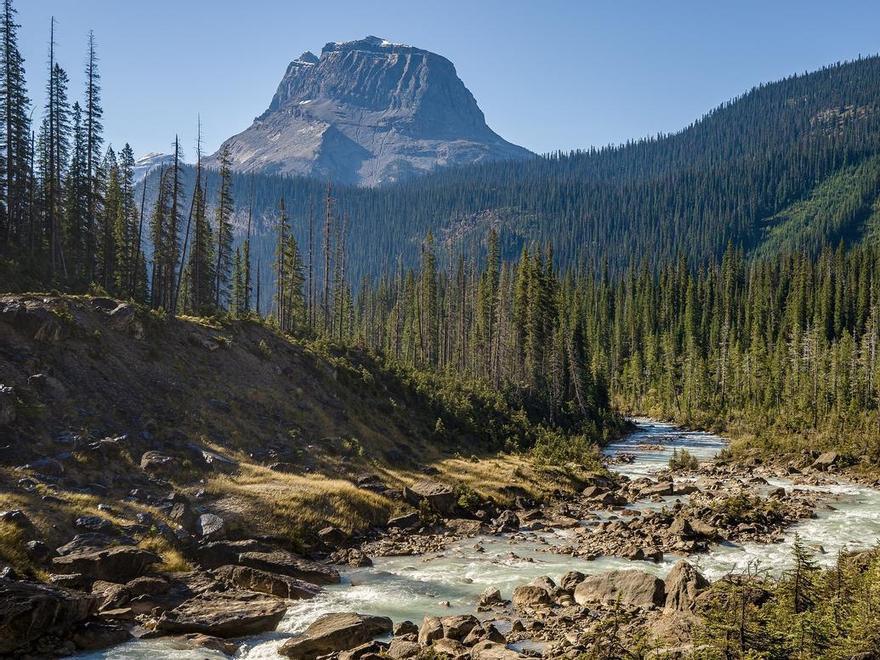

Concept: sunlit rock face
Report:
left=210, top=36, right=532, bottom=186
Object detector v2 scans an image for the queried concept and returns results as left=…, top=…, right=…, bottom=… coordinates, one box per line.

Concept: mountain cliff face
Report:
left=211, top=36, right=532, bottom=186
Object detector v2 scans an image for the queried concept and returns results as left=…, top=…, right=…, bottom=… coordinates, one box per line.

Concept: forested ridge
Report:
left=1, top=0, right=879, bottom=456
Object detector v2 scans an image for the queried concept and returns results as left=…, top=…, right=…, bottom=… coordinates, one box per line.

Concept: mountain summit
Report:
left=211, top=36, right=532, bottom=185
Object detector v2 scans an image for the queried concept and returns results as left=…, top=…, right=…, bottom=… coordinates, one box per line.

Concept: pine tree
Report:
left=213, top=144, right=233, bottom=310
left=83, top=30, right=102, bottom=279
left=0, top=0, right=29, bottom=249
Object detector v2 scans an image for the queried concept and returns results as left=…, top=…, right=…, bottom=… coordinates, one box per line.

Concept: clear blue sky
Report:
left=17, top=0, right=880, bottom=160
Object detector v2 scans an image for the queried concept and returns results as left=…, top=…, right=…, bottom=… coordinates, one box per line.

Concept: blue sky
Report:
left=17, top=0, right=880, bottom=160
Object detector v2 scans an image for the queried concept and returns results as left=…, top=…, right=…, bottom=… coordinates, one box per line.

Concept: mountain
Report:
left=132, top=152, right=175, bottom=185
left=209, top=36, right=532, bottom=186
left=141, top=55, right=880, bottom=305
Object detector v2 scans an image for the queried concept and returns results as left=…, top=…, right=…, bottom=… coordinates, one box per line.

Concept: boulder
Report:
left=640, top=481, right=674, bottom=497
left=0, top=578, right=96, bottom=654
left=75, top=515, right=116, bottom=533
left=56, top=532, right=134, bottom=556
left=812, top=451, right=841, bottom=470
left=574, top=570, right=666, bottom=609
left=493, top=510, right=520, bottom=532
left=403, top=480, right=456, bottom=514
left=387, top=638, right=421, bottom=658
left=511, top=584, right=552, bottom=609
left=339, top=640, right=388, bottom=660
left=71, top=621, right=132, bottom=651
left=432, top=638, right=469, bottom=657
left=52, top=546, right=160, bottom=582
left=663, top=560, right=710, bottom=611
left=196, top=513, right=226, bottom=542
left=279, top=612, right=393, bottom=659
left=177, top=633, right=240, bottom=655
left=393, top=620, right=419, bottom=636
left=211, top=565, right=323, bottom=599
left=418, top=616, right=445, bottom=644
left=158, top=590, right=287, bottom=637
left=237, top=549, right=341, bottom=584
left=439, top=614, right=480, bottom=640
left=471, top=640, right=525, bottom=659
left=195, top=539, right=267, bottom=568
left=478, top=586, right=504, bottom=606
left=387, top=512, right=420, bottom=529
left=318, top=526, right=348, bottom=547
left=140, top=451, right=176, bottom=473
left=560, top=570, right=586, bottom=592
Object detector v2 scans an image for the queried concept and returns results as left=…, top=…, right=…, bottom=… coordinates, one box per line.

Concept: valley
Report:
left=2, top=1, right=880, bottom=658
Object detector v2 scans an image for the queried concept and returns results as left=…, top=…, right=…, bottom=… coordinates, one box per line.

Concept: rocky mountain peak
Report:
left=212, top=36, right=531, bottom=186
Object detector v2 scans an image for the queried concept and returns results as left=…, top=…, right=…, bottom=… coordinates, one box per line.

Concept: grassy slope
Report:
left=756, top=155, right=880, bottom=256
left=0, top=295, right=602, bottom=573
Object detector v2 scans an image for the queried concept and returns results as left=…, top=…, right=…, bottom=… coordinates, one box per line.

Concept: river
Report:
left=85, top=419, right=880, bottom=659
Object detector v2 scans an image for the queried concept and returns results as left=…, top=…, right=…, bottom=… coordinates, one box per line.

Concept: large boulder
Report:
left=238, top=549, right=341, bottom=585
left=403, top=479, right=456, bottom=515
left=279, top=612, right=393, bottom=659
left=70, top=621, right=132, bottom=651
left=812, top=451, right=841, bottom=471
left=51, top=546, right=160, bottom=582
left=0, top=578, right=97, bottom=654
left=574, top=570, right=666, bottom=609
left=211, top=565, right=323, bottom=599
left=157, top=590, right=287, bottom=637
left=511, top=584, right=552, bottom=609
left=640, top=481, right=674, bottom=497
left=663, top=560, right=710, bottom=611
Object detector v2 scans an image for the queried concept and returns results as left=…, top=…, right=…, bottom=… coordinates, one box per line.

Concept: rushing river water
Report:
left=86, top=419, right=880, bottom=659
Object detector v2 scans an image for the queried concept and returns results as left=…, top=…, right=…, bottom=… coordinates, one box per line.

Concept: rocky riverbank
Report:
left=0, top=420, right=869, bottom=658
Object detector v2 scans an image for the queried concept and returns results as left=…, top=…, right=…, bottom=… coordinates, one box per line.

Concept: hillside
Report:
left=135, top=54, right=880, bottom=304
left=0, top=295, right=605, bottom=574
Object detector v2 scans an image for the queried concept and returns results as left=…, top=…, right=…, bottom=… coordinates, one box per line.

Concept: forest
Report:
left=0, top=0, right=879, bottom=457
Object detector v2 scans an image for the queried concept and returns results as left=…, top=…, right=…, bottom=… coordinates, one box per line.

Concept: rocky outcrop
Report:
left=279, top=612, right=393, bottom=659
left=574, top=570, right=666, bottom=609
left=51, top=546, right=160, bottom=582
left=211, top=36, right=531, bottom=186
left=157, top=590, right=287, bottom=637
left=403, top=479, right=456, bottom=514
left=211, top=564, right=323, bottom=599
left=0, top=578, right=97, bottom=654
left=664, top=560, right=709, bottom=611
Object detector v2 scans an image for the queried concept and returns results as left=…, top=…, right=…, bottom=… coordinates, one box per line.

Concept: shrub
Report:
left=668, top=448, right=700, bottom=471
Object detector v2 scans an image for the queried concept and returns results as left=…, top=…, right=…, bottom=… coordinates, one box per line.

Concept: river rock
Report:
left=512, top=584, right=552, bottom=609
left=560, top=570, right=586, bottom=592
left=574, top=570, right=666, bottom=609
left=70, top=621, right=132, bottom=651
left=812, top=451, right=841, bottom=470
left=403, top=479, right=456, bottom=514
left=0, top=578, right=97, bottom=654
left=387, top=512, right=420, bottom=529
left=471, top=640, right=525, bottom=659
left=393, top=620, right=419, bottom=636
left=387, top=638, right=421, bottom=658
left=158, top=590, right=287, bottom=637
left=432, top=638, right=469, bottom=657
left=237, top=549, right=341, bottom=584
left=211, top=565, right=323, bottom=599
left=478, top=586, right=504, bottom=606
left=640, top=481, right=674, bottom=497
left=51, top=546, right=160, bottom=582
left=279, top=612, right=393, bottom=659
left=419, top=616, right=445, bottom=644
left=664, top=560, right=710, bottom=611
left=177, top=633, right=241, bottom=655
left=318, top=525, right=348, bottom=546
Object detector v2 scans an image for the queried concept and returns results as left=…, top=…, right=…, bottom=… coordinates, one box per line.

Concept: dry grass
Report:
left=202, top=463, right=393, bottom=544
left=139, top=535, right=192, bottom=572
left=0, top=520, right=29, bottom=573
